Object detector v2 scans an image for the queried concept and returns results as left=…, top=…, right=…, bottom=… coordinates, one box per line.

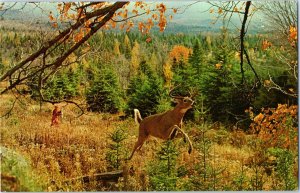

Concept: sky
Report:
left=1, top=1, right=265, bottom=31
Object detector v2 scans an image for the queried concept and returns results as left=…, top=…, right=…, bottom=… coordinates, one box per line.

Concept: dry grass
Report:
left=0, top=94, right=298, bottom=191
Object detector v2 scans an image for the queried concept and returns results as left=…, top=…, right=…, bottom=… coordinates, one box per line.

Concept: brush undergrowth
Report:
left=0, top=94, right=298, bottom=191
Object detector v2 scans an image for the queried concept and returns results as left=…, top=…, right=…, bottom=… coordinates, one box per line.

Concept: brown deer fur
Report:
left=128, top=97, right=194, bottom=160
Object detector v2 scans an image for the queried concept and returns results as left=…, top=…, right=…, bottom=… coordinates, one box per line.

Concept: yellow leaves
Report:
left=262, top=39, right=272, bottom=50
left=110, top=20, right=117, bottom=29
left=163, top=60, right=173, bottom=86
left=264, top=80, right=271, bottom=86
left=126, top=21, right=134, bottom=32
left=169, top=45, right=191, bottom=63
left=64, top=2, right=71, bottom=14
left=158, top=15, right=167, bottom=32
left=172, top=8, right=178, bottom=13
left=288, top=26, right=297, bottom=47
left=74, top=31, right=84, bottom=43
left=49, top=11, right=58, bottom=28
left=132, top=9, right=138, bottom=15
left=122, top=9, right=128, bottom=19
left=218, top=8, right=223, bottom=14
left=289, top=26, right=297, bottom=40
left=131, top=41, right=141, bottom=76
left=288, top=88, right=295, bottom=93
left=250, top=104, right=298, bottom=151
left=233, top=7, right=238, bottom=12
left=52, top=22, right=58, bottom=28
left=147, top=18, right=154, bottom=27
left=134, top=2, right=142, bottom=7
left=209, top=9, right=214, bottom=13
left=152, top=14, right=158, bottom=20
left=215, top=63, right=222, bottom=69
left=157, top=3, right=166, bottom=13
left=49, top=12, right=55, bottom=21
left=113, top=39, right=121, bottom=56
left=134, top=1, right=145, bottom=8
left=253, top=113, right=264, bottom=123
left=138, top=22, right=145, bottom=33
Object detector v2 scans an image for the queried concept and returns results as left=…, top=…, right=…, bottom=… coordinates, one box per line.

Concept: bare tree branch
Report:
left=0, top=2, right=128, bottom=94
left=239, top=1, right=251, bottom=85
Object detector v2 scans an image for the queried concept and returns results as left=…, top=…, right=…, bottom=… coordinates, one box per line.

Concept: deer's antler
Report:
left=169, top=85, right=184, bottom=99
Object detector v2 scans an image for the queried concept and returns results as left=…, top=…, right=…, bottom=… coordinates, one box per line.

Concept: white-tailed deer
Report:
left=128, top=89, right=195, bottom=160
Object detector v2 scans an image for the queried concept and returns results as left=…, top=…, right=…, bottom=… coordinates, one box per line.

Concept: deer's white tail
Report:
left=134, top=109, right=142, bottom=124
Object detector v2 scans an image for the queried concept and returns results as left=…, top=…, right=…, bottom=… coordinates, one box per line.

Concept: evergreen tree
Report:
left=188, top=39, right=204, bottom=75
left=125, top=61, right=164, bottom=117
left=86, top=67, right=122, bottom=113
left=130, top=40, right=140, bottom=77
left=148, top=140, right=179, bottom=191
left=123, top=34, right=132, bottom=59
left=29, top=69, right=79, bottom=101
left=106, top=127, right=128, bottom=170
left=113, top=38, right=121, bottom=56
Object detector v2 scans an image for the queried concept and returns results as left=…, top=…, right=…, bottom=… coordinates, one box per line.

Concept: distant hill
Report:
left=0, top=2, right=266, bottom=34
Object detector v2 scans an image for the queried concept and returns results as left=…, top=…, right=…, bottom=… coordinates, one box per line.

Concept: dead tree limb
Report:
left=239, top=1, right=251, bottom=85
left=0, top=2, right=128, bottom=92
left=64, top=170, right=123, bottom=184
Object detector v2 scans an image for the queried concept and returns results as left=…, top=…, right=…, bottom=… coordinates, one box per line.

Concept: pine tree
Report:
left=148, top=140, right=179, bottom=191
left=125, top=61, right=164, bottom=117
left=189, top=39, right=204, bottom=75
left=123, top=34, right=131, bottom=59
left=130, top=40, right=140, bottom=77
left=106, top=127, right=128, bottom=170
left=86, top=67, right=122, bottom=113
left=114, top=38, right=121, bottom=56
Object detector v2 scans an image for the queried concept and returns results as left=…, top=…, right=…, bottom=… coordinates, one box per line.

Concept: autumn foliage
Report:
left=249, top=104, right=298, bottom=150
left=288, top=26, right=297, bottom=47
left=169, top=45, right=191, bottom=63
left=261, top=39, right=272, bottom=50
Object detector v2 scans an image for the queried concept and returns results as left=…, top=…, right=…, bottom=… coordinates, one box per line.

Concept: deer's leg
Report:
left=168, top=125, right=184, bottom=140
left=128, top=134, right=148, bottom=160
left=169, top=128, right=178, bottom=139
left=169, top=125, right=193, bottom=154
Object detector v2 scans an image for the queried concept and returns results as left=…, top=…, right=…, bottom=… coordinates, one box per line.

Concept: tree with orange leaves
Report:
left=0, top=2, right=174, bottom=97
left=169, top=45, right=191, bottom=65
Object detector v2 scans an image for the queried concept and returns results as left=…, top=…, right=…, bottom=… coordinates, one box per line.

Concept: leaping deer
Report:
left=128, top=88, right=195, bottom=160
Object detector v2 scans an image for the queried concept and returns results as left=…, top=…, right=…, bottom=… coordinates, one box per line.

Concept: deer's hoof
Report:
left=188, top=148, right=192, bottom=154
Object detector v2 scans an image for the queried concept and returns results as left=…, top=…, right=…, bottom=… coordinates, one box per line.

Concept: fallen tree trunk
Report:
left=64, top=170, right=123, bottom=184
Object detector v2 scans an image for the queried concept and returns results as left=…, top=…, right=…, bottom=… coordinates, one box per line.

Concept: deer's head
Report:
left=169, top=88, right=195, bottom=111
